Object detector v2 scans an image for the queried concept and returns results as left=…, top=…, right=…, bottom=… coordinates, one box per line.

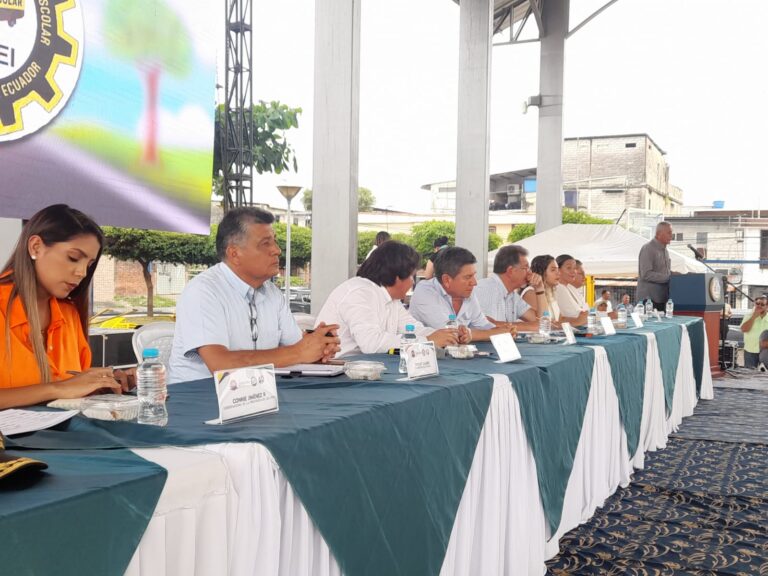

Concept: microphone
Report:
left=687, top=244, right=704, bottom=260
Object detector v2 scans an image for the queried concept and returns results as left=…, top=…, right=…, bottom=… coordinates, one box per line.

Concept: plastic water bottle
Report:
left=445, top=314, right=459, bottom=331
left=399, top=324, right=417, bottom=373
left=539, top=310, right=551, bottom=338
left=137, top=348, right=168, bottom=426
left=645, top=299, right=654, bottom=318
left=587, top=308, right=598, bottom=336
left=665, top=299, right=674, bottom=318
left=617, top=304, right=627, bottom=328
left=626, top=302, right=634, bottom=315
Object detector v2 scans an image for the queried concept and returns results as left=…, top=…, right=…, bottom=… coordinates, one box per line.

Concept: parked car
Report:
left=289, top=288, right=311, bottom=314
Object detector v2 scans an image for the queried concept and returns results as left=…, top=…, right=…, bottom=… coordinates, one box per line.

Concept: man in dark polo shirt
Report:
left=637, top=221, right=673, bottom=311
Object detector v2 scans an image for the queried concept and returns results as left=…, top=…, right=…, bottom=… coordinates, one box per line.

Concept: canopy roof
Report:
left=488, top=224, right=708, bottom=277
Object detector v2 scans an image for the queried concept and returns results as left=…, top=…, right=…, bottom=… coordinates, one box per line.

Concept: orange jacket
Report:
left=0, top=281, right=91, bottom=389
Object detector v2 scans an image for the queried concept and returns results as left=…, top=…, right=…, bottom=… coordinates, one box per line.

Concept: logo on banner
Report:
left=0, top=0, right=83, bottom=141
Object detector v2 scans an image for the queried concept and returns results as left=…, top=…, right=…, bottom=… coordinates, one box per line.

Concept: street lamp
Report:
left=277, top=185, right=303, bottom=303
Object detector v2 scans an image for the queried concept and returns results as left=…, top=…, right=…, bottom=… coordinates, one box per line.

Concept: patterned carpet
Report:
left=546, top=379, right=768, bottom=575
left=546, top=439, right=768, bottom=575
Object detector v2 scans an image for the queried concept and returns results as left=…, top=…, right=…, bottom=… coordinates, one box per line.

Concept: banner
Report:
left=0, top=0, right=216, bottom=233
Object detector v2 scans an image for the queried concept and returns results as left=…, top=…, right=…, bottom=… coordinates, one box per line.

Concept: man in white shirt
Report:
left=594, top=289, right=614, bottom=312
left=315, top=241, right=460, bottom=357
left=169, top=207, right=339, bottom=384
left=409, top=247, right=514, bottom=340
left=364, top=231, right=391, bottom=260
left=474, top=245, right=548, bottom=331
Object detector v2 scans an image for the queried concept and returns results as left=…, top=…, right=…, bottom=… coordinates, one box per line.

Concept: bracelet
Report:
left=535, top=291, right=545, bottom=295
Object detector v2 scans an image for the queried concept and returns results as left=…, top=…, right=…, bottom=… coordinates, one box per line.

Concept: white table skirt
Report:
left=127, top=326, right=710, bottom=575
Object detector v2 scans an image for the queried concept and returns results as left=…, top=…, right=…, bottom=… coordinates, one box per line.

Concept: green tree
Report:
left=273, top=222, right=312, bottom=267
left=102, top=227, right=217, bottom=316
left=506, top=209, right=612, bottom=243
left=104, top=0, right=192, bottom=164
left=410, top=221, right=499, bottom=265
left=213, top=101, right=302, bottom=177
left=301, top=187, right=376, bottom=212
left=488, top=232, right=503, bottom=251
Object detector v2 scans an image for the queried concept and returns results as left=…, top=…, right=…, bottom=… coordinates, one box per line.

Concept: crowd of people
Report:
left=2, top=206, right=765, bottom=410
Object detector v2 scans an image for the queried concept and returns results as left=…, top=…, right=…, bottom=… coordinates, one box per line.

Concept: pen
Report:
left=305, top=329, right=335, bottom=337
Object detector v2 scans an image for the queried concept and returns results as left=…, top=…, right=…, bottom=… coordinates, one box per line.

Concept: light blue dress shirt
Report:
left=169, top=263, right=302, bottom=384
left=408, top=277, right=495, bottom=330
left=474, top=274, right=531, bottom=322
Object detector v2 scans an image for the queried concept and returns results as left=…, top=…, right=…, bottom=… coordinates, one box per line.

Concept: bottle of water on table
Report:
left=399, top=324, right=417, bottom=374
left=445, top=314, right=459, bottom=331
left=645, top=299, right=654, bottom=318
left=617, top=304, right=627, bottom=328
left=665, top=298, right=674, bottom=318
left=538, top=310, right=551, bottom=338
left=137, top=347, right=168, bottom=426
left=587, top=308, right=597, bottom=336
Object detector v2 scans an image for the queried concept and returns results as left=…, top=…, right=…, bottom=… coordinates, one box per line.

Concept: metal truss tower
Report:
left=222, top=0, right=254, bottom=210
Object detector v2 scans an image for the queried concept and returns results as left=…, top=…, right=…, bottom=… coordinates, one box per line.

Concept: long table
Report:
left=1, top=317, right=711, bottom=575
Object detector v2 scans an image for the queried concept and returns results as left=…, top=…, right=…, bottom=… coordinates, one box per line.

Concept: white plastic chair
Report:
left=132, top=321, right=176, bottom=371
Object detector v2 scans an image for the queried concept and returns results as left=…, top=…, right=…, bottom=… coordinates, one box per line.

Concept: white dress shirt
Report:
left=555, top=283, right=589, bottom=319
left=409, top=278, right=495, bottom=330
left=474, top=274, right=531, bottom=322
left=314, top=277, right=434, bottom=358
left=594, top=297, right=614, bottom=312
left=169, top=263, right=302, bottom=383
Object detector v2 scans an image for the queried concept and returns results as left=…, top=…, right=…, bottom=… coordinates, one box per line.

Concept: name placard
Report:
left=630, top=312, right=644, bottom=328
left=490, top=332, right=522, bottom=363
left=207, top=364, right=279, bottom=425
left=402, top=342, right=439, bottom=380
left=599, top=316, right=617, bottom=336
left=561, top=322, right=577, bottom=345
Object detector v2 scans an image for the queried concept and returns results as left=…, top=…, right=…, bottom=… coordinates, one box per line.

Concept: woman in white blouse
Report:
left=315, top=241, right=462, bottom=357
left=554, top=254, right=589, bottom=326
left=529, top=255, right=563, bottom=324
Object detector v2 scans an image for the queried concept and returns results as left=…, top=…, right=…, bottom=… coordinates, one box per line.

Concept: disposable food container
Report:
left=343, top=361, right=387, bottom=381
left=81, top=394, right=140, bottom=421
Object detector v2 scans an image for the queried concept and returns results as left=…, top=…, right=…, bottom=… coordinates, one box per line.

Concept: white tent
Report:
left=488, top=224, right=708, bottom=277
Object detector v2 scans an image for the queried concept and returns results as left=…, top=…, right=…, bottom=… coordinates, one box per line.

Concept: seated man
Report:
left=594, top=289, right=614, bottom=312
left=409, top=247, right=514, bottom=340
left=169, top=207, right=339, bottom=384
left=315, top=241, right=460, bottom=357
left=740, top=295, right=768, bottom=369
left=474, top=245, right=548, bottom=332
left=759, top=330, right=768, bottom=372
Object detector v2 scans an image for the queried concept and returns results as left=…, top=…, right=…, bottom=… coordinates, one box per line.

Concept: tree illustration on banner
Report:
left=104, top=0, right=192, bottom=164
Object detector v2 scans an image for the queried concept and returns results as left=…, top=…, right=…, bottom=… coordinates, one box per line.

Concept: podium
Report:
left=670, top=273, right=724, bottom=376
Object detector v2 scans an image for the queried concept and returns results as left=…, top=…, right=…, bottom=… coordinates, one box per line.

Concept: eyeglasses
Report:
left=248, top=292, right=259, bottom=347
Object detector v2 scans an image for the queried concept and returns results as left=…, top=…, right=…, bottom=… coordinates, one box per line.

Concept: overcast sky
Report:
left=228, top=0, right=768, bottom=213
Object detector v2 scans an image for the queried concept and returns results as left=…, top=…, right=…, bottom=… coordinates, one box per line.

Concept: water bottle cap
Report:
left=618, top=304, right=625, bottom=310
left=542, top=311, right=550, bottom=317
left=143, top=348, right=160, bottom=359
left=405, top=324, right=415, bottom=332
left=448, top=314, right=457, bottom=321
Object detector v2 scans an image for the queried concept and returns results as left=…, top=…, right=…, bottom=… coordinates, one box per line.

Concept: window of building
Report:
left=673, top=233, right=684, bottom=241
left=625, top=143, right=636, bottom=148
left=564, top=189, right=578, bottom=209
left=761, top=230, right=768, bottom=270
left=696, top=232, right=708, bottom=245
left=603, top=189, right=623, bottom=194
left=488, top=226, right=497, bottom=234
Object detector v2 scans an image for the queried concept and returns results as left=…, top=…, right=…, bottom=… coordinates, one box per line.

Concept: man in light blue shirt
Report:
left=169, top=207, right=339, bottom=384
left=474, top=245, right=545, bottom=332
left=409, top=247, right=512, bottom=341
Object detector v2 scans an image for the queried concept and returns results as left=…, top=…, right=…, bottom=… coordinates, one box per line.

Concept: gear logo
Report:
left=0, top=0, right=83, bottom=142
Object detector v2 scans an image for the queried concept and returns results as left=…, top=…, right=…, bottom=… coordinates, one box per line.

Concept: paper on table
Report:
left=0, top=409, right=79, bottom=436
left=274, top=364, right=344, bottom=377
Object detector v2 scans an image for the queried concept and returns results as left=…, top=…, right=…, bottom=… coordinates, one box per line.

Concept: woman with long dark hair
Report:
left=0, top=205, right=125, bottom=408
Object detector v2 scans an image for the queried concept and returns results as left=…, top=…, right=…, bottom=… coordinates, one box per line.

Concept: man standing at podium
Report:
left=637, top=221, right=673, bottom=311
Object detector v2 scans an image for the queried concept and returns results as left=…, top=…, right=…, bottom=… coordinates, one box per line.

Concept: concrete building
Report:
left=422, top=133, right=684, bottom=223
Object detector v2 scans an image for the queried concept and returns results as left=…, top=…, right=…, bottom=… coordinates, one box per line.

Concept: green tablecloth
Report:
left=8, top=365, right=493, bottom=576
left=440, top=343, right=595, bottom=535
left=0, top=449, right=166, bottom=576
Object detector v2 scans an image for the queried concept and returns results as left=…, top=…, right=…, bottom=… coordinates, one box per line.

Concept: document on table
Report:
left=0, top=409, right=79, bottom=436
left=274, top=364, right=345, bottom=377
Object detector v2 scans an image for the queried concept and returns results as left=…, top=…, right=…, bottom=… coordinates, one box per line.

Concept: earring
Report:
left=31, top=255, right=37, bottom=260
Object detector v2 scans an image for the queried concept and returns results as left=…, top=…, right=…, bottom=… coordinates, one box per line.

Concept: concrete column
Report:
left=0, top=218, right=22, bottom=265
left=456, top=0, right=493, bottom=276
left=535, top=0, right=569, bottom=233
left=311, top=0, right=361, bottom=314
